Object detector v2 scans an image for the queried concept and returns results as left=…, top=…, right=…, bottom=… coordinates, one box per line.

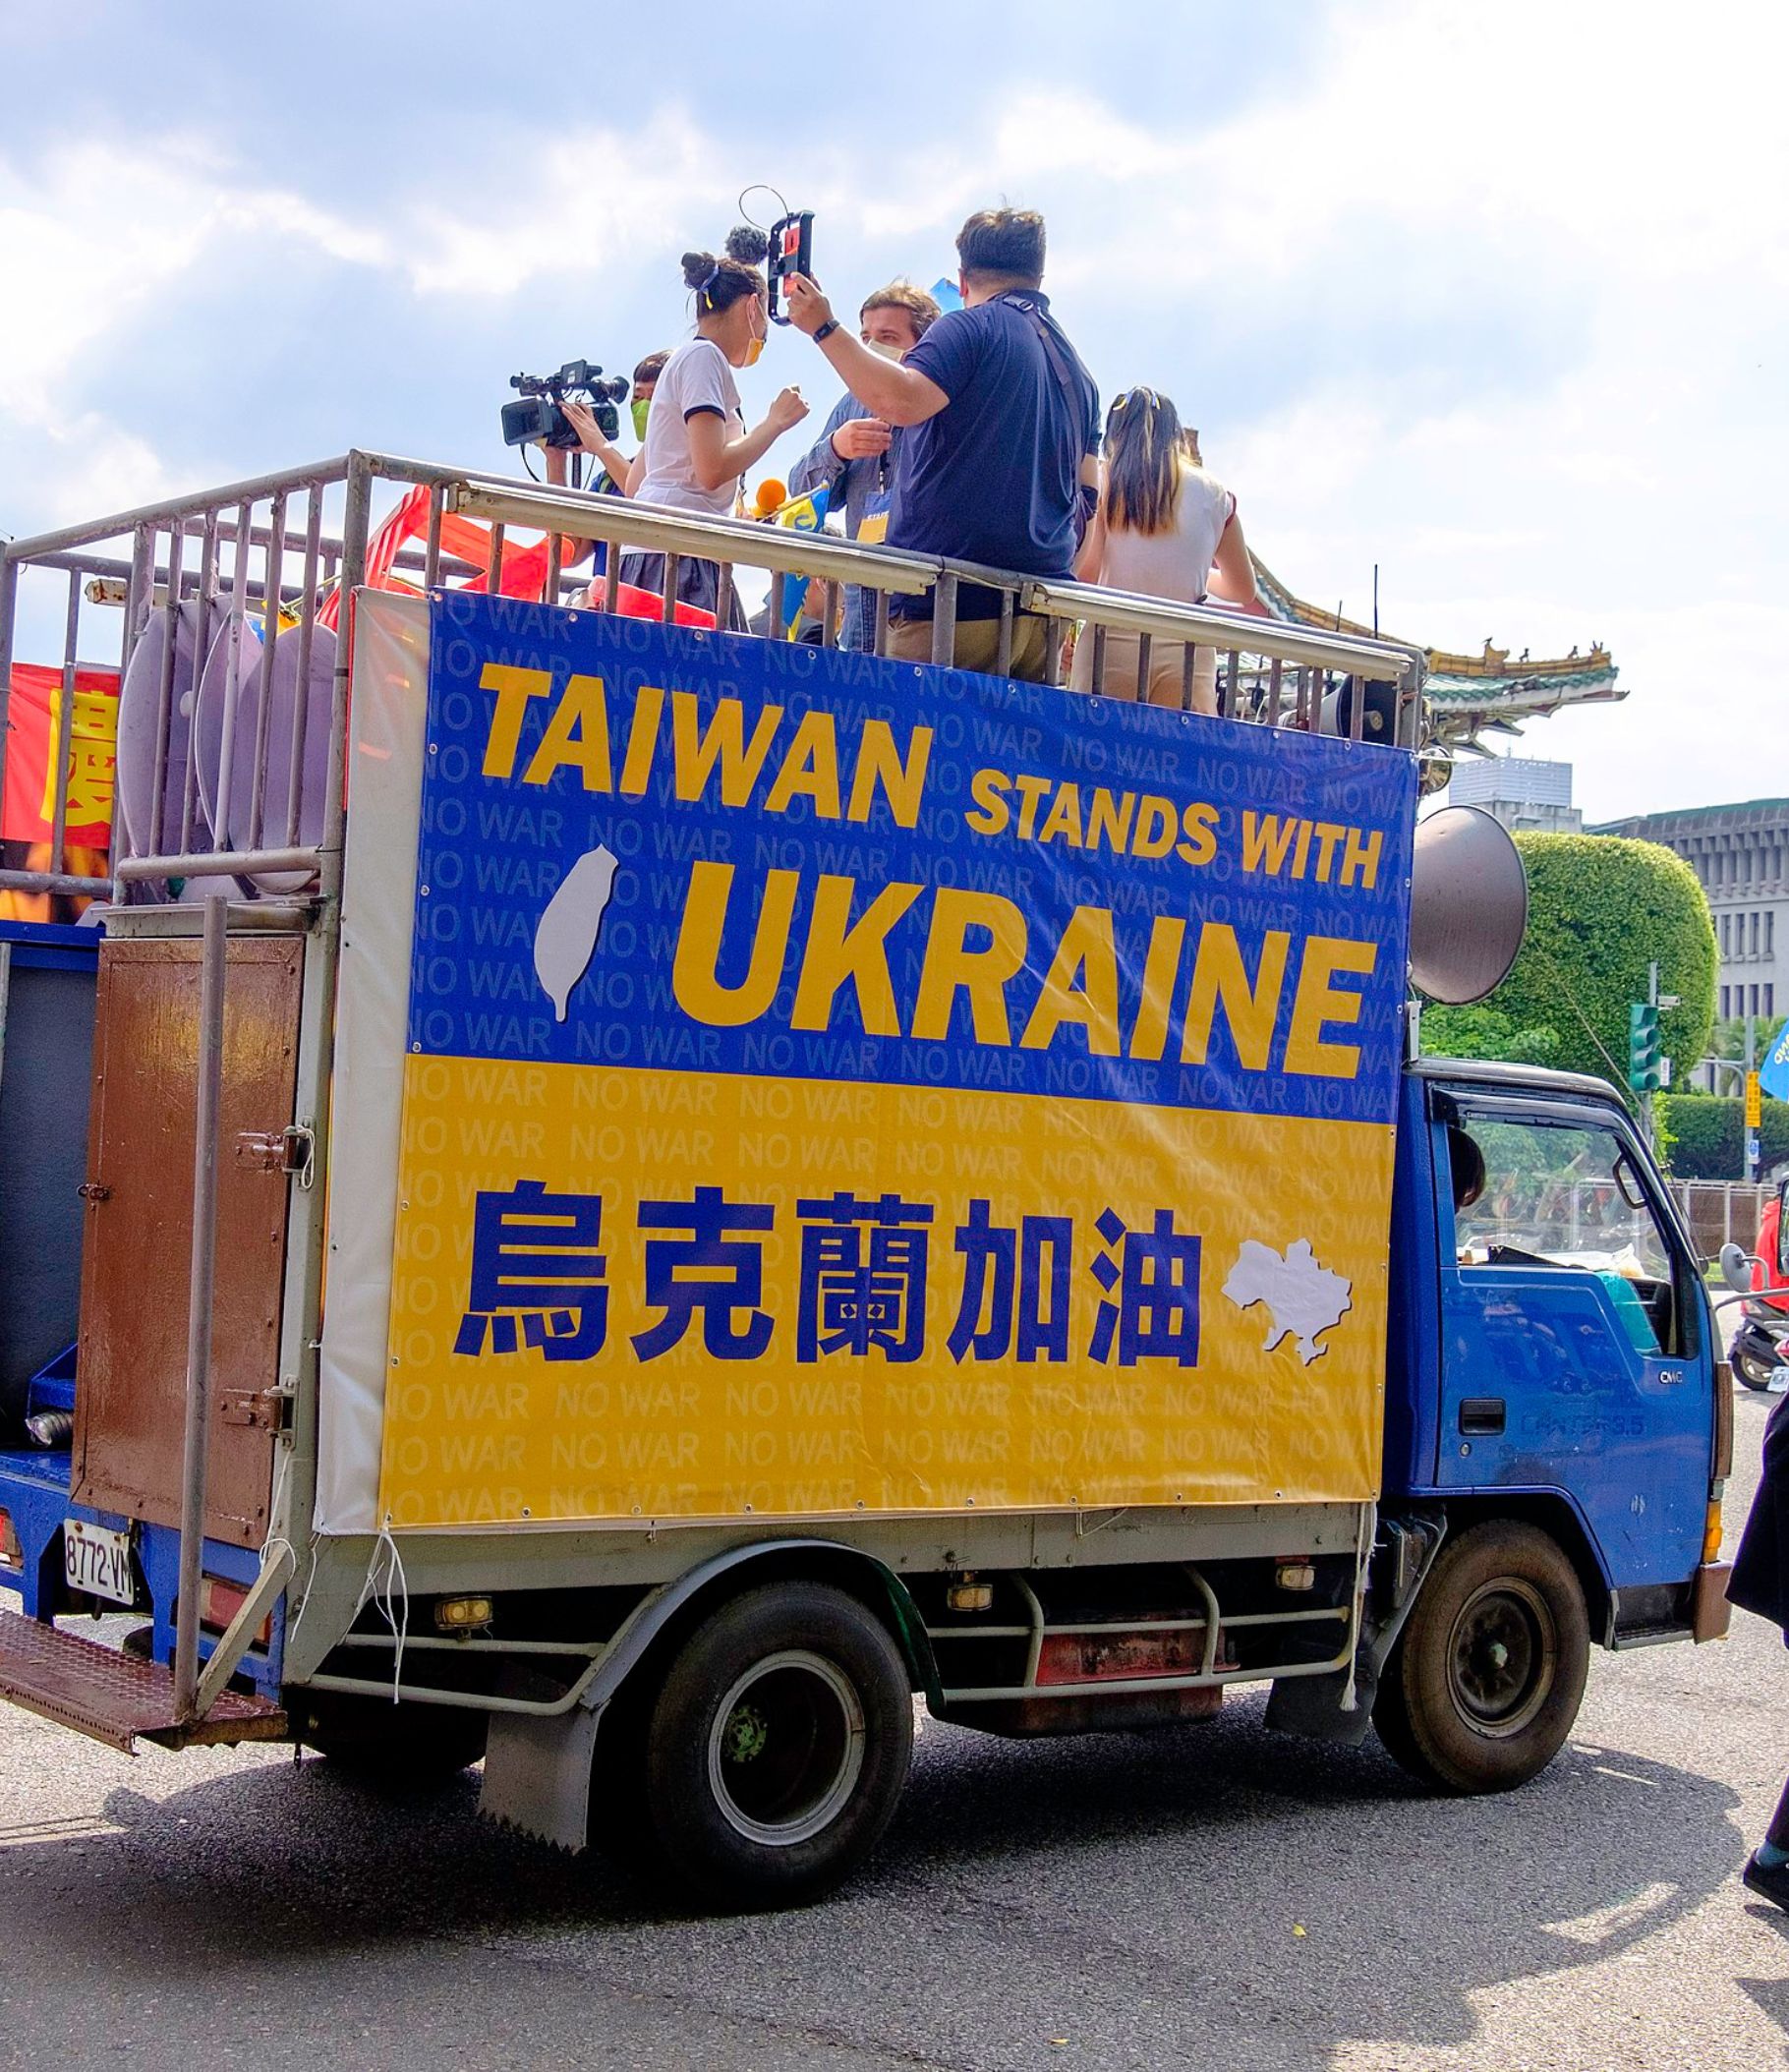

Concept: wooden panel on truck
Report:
left=364, top=594, right=1418, bottom=1531
left=73, top=935, right=302, bottom=1547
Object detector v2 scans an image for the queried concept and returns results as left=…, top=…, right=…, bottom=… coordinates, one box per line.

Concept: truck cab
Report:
left=1350, top=1059, right=1728, bottom=1794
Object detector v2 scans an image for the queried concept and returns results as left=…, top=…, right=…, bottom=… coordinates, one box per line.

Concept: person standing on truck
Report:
left=618, top=230, right=811, bottom=626
left=781, top=207, right=1099, bottom=680
left=1729, top=1388, right=1789, bottom=1912
left=1069, top=387, right=1266, bottom=711
left=788, top=281, right=941, bottom=652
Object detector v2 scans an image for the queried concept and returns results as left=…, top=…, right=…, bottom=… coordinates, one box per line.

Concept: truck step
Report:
left=0, top=1609, right=286, bottom=1754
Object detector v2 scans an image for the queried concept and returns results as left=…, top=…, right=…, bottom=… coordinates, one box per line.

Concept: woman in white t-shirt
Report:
left=618, top=229, right=809, bottom=628
left=1069, top=388, right=1265, bottom=713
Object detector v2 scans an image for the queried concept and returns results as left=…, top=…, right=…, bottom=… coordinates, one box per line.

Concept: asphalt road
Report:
left=3, top=1397, right=1788, bottom=2072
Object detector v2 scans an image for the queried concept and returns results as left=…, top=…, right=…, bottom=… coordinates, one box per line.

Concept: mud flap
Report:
left=1264, top=1658, right=1380, bottom=1746
left=480, top=1701, right=604, bottom=1853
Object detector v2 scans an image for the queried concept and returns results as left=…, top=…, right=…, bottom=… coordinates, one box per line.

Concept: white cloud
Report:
left=0, top=140, right=387, bottom=420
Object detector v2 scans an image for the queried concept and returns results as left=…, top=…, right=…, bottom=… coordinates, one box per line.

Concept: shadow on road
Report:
left=0, top=1690, right=1746, bottom=2070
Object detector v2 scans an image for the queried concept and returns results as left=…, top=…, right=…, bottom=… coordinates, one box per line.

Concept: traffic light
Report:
left=1628, top=1002, right=1664, bottom=1093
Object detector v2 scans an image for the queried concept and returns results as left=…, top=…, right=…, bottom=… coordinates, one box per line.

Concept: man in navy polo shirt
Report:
left=784, top=208, right=1099, bottom=680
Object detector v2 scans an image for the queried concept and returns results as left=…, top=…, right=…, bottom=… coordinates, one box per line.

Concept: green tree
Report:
left=1420, top=834, right=1715, bottom=1099
left=1709, top=1014, right=1787, bottom=1065
left=1658, top=1093, right=1789, bottom=1179
left=1419, top=1004, right=1562, bottom=1065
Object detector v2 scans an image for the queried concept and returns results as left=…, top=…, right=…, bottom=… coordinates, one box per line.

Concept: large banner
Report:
left=378, top=592, right=1416, bottom=1528
left=0, top=663, right=119, bottom=847
left=0, top=664, right=118, bottom=921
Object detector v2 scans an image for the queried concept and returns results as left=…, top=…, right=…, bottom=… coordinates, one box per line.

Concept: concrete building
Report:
left=1591, top=797, right=1789, bottom=1023
left=1447, top=756, right=1583, bottom=835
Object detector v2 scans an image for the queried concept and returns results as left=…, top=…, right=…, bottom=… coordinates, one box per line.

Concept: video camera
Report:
left=500, top=361, right=630, bottom=449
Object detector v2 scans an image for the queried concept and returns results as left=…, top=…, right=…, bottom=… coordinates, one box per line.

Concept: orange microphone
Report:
left=753, top=478, right=786, bottom=520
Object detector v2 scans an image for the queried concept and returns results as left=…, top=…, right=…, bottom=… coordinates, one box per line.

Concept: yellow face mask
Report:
left=742, top=302, right=767, bottom=368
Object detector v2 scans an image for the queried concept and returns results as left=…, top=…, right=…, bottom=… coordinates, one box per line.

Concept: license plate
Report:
left=64, top=1520, right=136, bottom=1607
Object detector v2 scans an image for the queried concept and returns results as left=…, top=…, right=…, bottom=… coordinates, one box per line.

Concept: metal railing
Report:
left=1672, top=1180, right=1778, bottom=1260
left=0, top=449, right=1425, bottom=1721
left=0, top=448, right=1423, bottom=910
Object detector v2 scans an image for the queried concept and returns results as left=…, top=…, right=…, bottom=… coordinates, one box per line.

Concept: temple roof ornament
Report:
left=1250, top=555, right=1622, bottom=757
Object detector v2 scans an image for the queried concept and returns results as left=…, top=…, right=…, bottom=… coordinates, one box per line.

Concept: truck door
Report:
left=1434, top=1094, right=1708, bottom=1593
left=71, top=934, right=302, bottom=1548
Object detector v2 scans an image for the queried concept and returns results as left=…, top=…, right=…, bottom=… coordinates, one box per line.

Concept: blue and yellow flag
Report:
left=773, top=483, right=829, bottom=637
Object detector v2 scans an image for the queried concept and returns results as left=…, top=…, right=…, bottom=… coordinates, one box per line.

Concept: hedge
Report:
left=1658, top=1094, right=1789, bottom=1180
left=1421, top=833, right=1715, bottom=1095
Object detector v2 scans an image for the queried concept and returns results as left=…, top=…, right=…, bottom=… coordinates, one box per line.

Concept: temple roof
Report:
left=1251, top=555, right=1623, bottom=754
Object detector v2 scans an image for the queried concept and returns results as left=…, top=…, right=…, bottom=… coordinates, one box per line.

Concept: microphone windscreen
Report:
left=754, top=478, right=786, bottom=516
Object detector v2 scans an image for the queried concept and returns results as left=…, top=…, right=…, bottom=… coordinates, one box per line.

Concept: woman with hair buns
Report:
left=618, top=227, right=809, bottom=626
left=1070, top=387, right=1264, bottom=714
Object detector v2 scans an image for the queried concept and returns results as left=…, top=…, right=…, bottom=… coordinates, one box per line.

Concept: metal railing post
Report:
left=320, top=454, right=374, bottom=896
left=147, top=525, right=186, bottom=858
left=931, top=575, right=958, bottom=668
left=47, top=570, right=81, bottom=876
left=179, top=512, right=218, bottom=854
left=283, top=489, right=323, bottom=848
left=173, top=893, right=228, bottom=1723
left=247, top=490, right=285, bottom=848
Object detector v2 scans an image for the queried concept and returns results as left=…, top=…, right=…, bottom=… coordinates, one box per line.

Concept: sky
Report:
left=2, top=0, right=1785, bottom=823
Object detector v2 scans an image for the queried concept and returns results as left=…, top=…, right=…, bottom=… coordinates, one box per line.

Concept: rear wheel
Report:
left=628, top=1581, right=912, bottom=1910
left=1373, top=1519, right=1588, bottom=1793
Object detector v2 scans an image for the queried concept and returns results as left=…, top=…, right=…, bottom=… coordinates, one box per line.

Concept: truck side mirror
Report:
left=1719, top=1242, right=1754, bottom=1296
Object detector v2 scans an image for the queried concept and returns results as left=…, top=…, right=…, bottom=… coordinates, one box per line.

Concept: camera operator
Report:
left=783, top=207, right=1098, bottom=680
left=787, top=282, right=940, bottom=652
left=542, top=351, right=668, bottom=576
left=617, top=229, right=809, bottom=627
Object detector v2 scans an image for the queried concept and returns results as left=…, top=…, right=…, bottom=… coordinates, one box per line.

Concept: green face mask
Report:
left=632, top=396, right=651, bottom=440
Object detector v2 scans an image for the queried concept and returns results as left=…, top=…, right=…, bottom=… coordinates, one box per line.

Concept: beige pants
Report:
left=1068, top=628, right=1218, bottom=714
left=887, top=612, right=1051, bottom=682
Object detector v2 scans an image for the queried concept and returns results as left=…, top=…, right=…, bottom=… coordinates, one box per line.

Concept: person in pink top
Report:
left=1070, top=388, right=1266, bottom=713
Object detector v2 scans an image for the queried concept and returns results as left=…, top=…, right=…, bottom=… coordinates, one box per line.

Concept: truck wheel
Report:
left=635, top=1581, right=912, bottom=1910
left=1734, top=1345, right=1780, bottom=1391
left=1373, top=1520, right=1588, bottom=1794
left=303, top=1697, right=489, bottom=1784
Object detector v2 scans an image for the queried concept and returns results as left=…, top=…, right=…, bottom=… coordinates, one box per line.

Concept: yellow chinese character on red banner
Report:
left=38, top=689, right=118, bottom=833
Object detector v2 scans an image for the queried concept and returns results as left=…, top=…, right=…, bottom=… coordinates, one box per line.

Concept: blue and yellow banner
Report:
left=378, top=592, right=1416, bottom=1527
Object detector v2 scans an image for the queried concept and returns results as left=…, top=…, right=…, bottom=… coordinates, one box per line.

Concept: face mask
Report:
left=866, top=339, right=905, bottom=363
left=631, top=396, right=651, bottom=439
left=743, top=331, right=766, bottom=369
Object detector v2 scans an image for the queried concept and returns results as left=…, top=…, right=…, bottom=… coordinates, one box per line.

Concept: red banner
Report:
left=2, top=663, right=121, bottom=846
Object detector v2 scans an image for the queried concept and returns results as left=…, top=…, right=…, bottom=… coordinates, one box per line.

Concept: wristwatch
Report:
left=813, top=318, right=840, bottom=344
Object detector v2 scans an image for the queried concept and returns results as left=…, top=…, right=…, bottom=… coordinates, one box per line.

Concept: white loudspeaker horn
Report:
left=1409, top=806, right=1529, bottom=1005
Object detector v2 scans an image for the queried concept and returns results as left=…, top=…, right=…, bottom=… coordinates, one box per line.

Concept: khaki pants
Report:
left=887, top=612, right=1051, bottom=682
left=1068, top=628, right=1218, bottom=714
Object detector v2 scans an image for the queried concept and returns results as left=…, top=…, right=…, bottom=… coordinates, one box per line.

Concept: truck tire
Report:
left=1373, top=1519, right=1588, bottom=1794
left=633, top=1581, right=912, bottom=1910
left=1734, top=1344, right=1781, bottom=1392
left=302, top=1697, right=489, bottom=1784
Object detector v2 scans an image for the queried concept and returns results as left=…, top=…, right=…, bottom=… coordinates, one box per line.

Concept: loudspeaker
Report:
left=1409, top=806, right=1528, bottom=1005
left=1321, top=676, right=1400, bottom=745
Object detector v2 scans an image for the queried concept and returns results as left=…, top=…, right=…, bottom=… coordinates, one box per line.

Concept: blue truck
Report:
left=0, top=453, right=1732, bottom=1909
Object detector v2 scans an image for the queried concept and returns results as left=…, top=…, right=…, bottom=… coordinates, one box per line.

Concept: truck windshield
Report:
left=1453, top=1116, right=1672, bottom=1283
